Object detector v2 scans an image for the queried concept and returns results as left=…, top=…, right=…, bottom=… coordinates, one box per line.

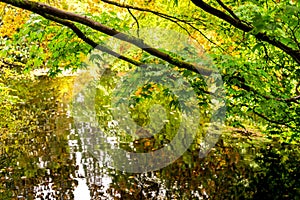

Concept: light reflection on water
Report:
left=1, top=76, right=299, bottom=200
left=69, top=129, right=113, bottom=200
left=72, top=152, right=91, bottom=200
left=68, top=120, right=180, bottom=200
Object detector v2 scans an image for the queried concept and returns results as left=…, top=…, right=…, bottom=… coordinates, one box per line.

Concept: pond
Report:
left=0, top=75, right=299, bottom=200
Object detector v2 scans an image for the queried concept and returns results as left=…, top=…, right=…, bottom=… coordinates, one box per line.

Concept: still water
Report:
left=0, top=76, right=299, bottom=199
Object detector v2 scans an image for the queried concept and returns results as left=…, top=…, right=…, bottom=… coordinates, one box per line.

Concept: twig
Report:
left=216, top=0, right=240, bottom=20
left=101, top=0, right=224, bottom=51
left=127, top=8, right=140, bottom=37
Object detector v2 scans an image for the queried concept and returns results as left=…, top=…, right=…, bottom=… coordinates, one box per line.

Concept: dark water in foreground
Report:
left=0, top=76, right=299, bottom=200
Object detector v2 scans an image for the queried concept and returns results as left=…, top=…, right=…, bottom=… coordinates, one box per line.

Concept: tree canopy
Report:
left=0, top=0, right=300, bottom=199
left=0, top=0, right=299, bottom=139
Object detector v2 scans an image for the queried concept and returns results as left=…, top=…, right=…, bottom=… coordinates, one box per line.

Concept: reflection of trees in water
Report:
left=2, top=77, right=299, bottom=199
left=73, top=72, right=299, bottom=199
left=78, top=129, right=299, bottom=199
left=0, top=77, right=77, bottom=199
left=97, top=137, right=251, bottom=199
left=76, top=120, right=245, bottom=199
left=70, top=122, right=115, bottom=199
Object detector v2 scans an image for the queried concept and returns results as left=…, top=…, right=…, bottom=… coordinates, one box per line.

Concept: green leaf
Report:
left=252, top=43, right=264, bottom=52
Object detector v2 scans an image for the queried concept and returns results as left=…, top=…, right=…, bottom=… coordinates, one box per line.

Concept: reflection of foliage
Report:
left=0, top=66, right=26, bottom=132
left=0, top=73, right=77, bottom=199
left=88, top=66, right=211, bottom=154
left=250, top=138, right=300, bottom=199
left=93, top=70, right=182, bottom=148
left=105, top=132, right=299, bottom=199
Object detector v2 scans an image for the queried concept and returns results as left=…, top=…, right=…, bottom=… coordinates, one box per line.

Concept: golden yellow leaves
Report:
left=0, top=3, right=30, bottom=37
left=134, top=83, right=160, bottom=97
left=231, top=85, right=242, bottom=91
left=75, top=51, right=86, bottom=62
left=134, top=87, right=142, bottom=96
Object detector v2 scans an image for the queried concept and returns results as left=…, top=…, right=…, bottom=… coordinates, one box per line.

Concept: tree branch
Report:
left=191, top=0, right=251, bottom=31
left=40, top=14, right=142, bottom=66
left=215, top=0, right=240, bottom=20
left=191, top=0, right=300, bottom=65
left=252, top=109, right=294, bottom=129
left=233, top=103, right=295, bottom=129
left=127, top=8, right=140, bottom=37
left=101, top=0, right=225, bottom=51
left=228, top=75, right=300, bottom=103
left=101, top=0, right=191, bottom=23
left=0, top=0, right=213, bottom=76
left=264, top=94, right=300, bottom=103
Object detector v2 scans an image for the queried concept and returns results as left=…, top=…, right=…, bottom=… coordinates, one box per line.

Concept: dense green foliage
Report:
left=1, top=0, right=299, bottom=139
left=0, top=0, right=299, bottom=199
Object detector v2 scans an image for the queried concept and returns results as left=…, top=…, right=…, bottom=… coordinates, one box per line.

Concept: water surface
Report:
left=0, top=76, right=299, bottom=199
